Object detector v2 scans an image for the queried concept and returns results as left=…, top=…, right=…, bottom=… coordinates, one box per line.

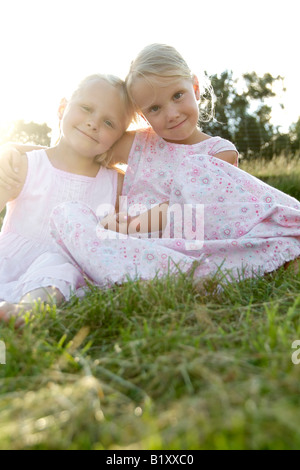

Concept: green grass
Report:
left=240, top=155, right=300, bottom=200
left=0, top=156, right=300, bottom=450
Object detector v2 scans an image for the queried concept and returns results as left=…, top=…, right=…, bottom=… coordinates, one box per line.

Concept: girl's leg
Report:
left=0, top=286, right=64, bottom=328
left=20, top=286, right=64, bottom=304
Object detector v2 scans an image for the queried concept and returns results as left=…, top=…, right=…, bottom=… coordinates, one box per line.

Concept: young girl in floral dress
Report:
left=48, top=44, right=300, bottom=283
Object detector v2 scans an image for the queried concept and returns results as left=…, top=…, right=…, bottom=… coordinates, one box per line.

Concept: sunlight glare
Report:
left=0, top=0, right=299, bottom=136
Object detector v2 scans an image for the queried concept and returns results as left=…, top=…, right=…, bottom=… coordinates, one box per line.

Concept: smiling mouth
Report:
left=169, top=119, right=187, bottom=130
left=76, top=128, right=99, bottom=143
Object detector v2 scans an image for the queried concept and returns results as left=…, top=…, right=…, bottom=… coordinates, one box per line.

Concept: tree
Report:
left=200, top=70, right=237, bottom=141
left=201, top=71, right=285, bottom=159
left=0, top=120, right=52, bottom=146
left=269, top=132, right=292, bottom=158
left=289, top=117, right=300, bottom=156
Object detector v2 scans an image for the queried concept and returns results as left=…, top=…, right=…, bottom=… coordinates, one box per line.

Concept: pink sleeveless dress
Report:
left=0, top=149, right=118, bottom=302
left=49, top=128, right=300, bottom=286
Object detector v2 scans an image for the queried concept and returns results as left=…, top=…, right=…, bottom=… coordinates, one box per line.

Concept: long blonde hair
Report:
left=125, top=43, right=215, bottom=124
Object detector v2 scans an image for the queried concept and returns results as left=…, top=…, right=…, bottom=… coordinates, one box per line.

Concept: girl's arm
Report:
left=108, top=131, right=136, bottom=166
left=1, top=142, right=46, bottom=154
left=122, top=202, right=169, bottom=236
left=0, top=153, right=27, bottom=212
left=115, top=171, right=124, bottom=213
left=98, top=170, right=124, bottom=230
left=102, top=202, right=169, bottom=236
left=0, top=143, right=44, bottom=189
left=215, top=150, right=238, bottom=165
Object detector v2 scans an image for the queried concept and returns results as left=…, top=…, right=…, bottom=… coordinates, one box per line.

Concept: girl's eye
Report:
left=81, top=105, right=91, bottom=112
left=174, top=92, right=183, bottom=100
left=149, top=105, right=160, bottom=113
left=105, top=120, right=113, bottom=128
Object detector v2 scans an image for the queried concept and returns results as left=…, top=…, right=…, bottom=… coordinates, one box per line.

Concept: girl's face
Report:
left=131, top=76, right=201, bottom=145
left=60, top=80, right=127, bottom=158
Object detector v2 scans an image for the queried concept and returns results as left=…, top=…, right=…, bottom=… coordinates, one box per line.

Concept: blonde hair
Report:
left=125, top=43, right=215, bottom=124
left=70, top=74, right=136, bottom=167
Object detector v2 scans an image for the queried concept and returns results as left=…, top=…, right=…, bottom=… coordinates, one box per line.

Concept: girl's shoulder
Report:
left=195, top=134, right=238, bottom=154
left=192, top=134, right=239, bottom=165
left=203, top=135, right=238, bottom=152
left=133, top=127, right=160, bottom=146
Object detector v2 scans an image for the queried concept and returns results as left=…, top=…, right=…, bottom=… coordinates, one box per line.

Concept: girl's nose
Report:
left=166, top=104, right=180, bottom=121
left=86, top=119, right=98, bottom=131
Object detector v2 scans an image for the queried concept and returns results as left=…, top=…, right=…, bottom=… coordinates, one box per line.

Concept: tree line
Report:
left=1, top=71, right=299, bottom=160
left=201, top=71, right=300, bottom=159
left=0, top=120, right=51, bottom=147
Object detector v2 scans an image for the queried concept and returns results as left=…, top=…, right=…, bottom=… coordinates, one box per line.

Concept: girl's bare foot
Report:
left=0, top=302, right=33, bottom=328
left=0, top=287, right=65, bottom=329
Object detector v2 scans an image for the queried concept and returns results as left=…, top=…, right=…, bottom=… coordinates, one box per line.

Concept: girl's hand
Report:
left=100, top=212, right=125, bottom=233
left=101, top=204, right=168, bottom=236
left=0, top=144, right=23, bottom=189
left=116, top=212, right=136, bottom=234
left=100, top=213, right=118, bottom=232
left=100, top=212, right=134, bottom=234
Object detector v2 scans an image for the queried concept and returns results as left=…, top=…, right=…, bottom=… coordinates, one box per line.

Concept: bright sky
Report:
left=0, top=0, right=299, bottom=139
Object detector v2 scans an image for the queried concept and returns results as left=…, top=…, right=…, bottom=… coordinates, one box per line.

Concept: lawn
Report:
left=0, top=156, right=300, bottom=450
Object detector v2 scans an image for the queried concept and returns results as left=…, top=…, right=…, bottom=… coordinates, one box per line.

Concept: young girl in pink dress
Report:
left=0, top=73, right=135, bottom=325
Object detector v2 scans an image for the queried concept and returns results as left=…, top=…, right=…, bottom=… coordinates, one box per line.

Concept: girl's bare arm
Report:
left=0, top=153, right=28, bottom=212
left=215, top=150, right=238, bottom=165
left=0, top=143, right=45, bottom=188
left=126, top=202, right=169, bottom=235
left=2, top=142, right=46, bottom=153
left=101, top=202, right=169, bottom=236
left=108, top=131, right=136, bottom=166
left=115, top=171, right=124, bottom=213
